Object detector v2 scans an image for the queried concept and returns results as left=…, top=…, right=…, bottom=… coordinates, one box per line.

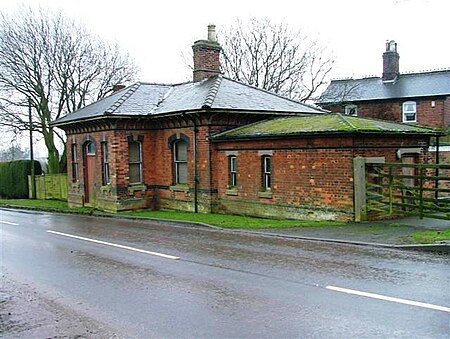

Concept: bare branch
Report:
left=0, top=7, right=138, bottom=172
left=219, top=18, right=334, bottom=102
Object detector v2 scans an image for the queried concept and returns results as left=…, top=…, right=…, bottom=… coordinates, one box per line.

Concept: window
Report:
left=403, top=101, right=417, bottom=122
left=102, top=142, right=110, bottom=185
left=174, top=140, right=188, bottom=184
left=128, top=141, right=142, bottom=184
left=86, top=140, right=96, bottom=155
left=71, top=143, right=78, bottom=182
left=229, top=156, right=237, bottom=187
left=262, top=156, right=271, bottom=190
left=344, top=104, right=357, bottom=116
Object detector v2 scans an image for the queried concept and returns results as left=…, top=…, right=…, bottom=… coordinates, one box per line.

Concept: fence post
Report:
left=353, top=157, right=366, bottom=222
left=388, top=166, right=393, bottom=216
left=419, top=166, right=424, bottom=219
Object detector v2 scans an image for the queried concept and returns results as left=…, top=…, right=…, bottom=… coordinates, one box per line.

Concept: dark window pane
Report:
left=177, top=163, right=188, bottom=184
left=129, top=164, right=141, bottom=183
left=86, top=141, right=96, bottom=155
left=129, top=142, right=141, bottom=162
left=175, top=141, right=187, bottom=161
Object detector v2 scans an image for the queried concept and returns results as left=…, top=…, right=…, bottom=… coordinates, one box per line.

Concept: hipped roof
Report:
left=53, top=75, right=325, bottom=126
left=211, top=113, right=443, bottom=141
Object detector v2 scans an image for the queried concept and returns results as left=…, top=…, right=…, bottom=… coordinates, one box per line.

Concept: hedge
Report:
left=0, top=160, right=42, bottom=198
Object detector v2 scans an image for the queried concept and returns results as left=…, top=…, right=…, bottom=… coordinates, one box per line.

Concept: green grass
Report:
left=0, top=198, right=346, bottom=229
left=119, top=210, right=346, bottom=229
left=411, top=229, right=450, bottom=244
left=0, top=199, right=95, bottom=214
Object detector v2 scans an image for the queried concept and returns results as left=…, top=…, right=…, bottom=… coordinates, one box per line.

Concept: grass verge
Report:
left=0, top=199, right=346, bottom=229
left=411, top=229, right=450, bottom=244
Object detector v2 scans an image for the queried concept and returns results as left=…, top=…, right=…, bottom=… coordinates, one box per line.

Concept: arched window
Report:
left=402, top=101, right=417, bottom=122
left=85, top=140, right=96, bottom=155
left=174, top=140, right=188, bottom=184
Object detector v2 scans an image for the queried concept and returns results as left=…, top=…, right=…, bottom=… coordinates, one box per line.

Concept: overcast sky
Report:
left=1, top=0, right=449, bottom=157
left=2, top=0, right=449, bottom=84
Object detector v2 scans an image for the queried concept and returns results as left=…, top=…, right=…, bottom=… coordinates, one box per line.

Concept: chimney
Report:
left=382, top=40, right=400, bottom=82
left=192, top=24, right=222, bottom=82
left=112, top=84, right=126, bottom=92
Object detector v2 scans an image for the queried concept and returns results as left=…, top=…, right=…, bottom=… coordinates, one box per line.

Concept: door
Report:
left=83, top=141, right=96, bottom=204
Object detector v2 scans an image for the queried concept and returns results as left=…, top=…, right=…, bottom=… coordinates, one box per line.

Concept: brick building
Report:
left=317, top=40, right=450, bottom=131
left=53, top=27, right=441, bottom=221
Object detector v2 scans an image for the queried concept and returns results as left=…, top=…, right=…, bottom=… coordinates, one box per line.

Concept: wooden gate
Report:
left=365, top=162, right=450, bottom=220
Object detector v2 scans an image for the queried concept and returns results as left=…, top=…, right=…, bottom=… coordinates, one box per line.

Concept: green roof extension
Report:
left=211, top=113, right=444, bottom=141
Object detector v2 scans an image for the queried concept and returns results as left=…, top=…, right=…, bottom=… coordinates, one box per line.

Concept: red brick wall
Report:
left=192, top=44, right=221, bottom=81
left=212, top=135, right=431, bottom=220
left=324, top=97, right=449, bottom=129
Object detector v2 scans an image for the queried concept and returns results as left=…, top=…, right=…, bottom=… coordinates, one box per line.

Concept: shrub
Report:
left=0, top=160, right=42, bottom=198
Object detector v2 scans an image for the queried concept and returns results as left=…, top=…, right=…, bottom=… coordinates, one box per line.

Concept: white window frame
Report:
left=102, top=142, right=110, bottom=185
left=128, top=141, right=142, bottom=184
left=344, top=104, right=358, bottom=116
left=402, top=101, right=417, bottom=123
left=174, top=140, right=188, bottom=185
left=229, top=156, right=237, bottom=187
left=262, top=156, right=271, bottom=191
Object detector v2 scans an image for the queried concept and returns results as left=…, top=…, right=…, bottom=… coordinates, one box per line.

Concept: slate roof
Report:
left=53, top=75, right=325, bottom=126
left=317, top=69, right=450, bottom=104
left=211, top=113, right=443, bottom=141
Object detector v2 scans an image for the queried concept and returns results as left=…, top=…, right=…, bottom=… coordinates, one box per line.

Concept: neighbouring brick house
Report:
left=53, top=27, right=442, bottom=221
left=317, top=40, right=450, bottom=130
left=317, top=40, right=450, bottom=164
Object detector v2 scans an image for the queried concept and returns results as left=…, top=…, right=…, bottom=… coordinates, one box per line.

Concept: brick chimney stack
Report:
left=382, top=40, right=400, bottom=82
left=192, top=25, right=222, bottom=82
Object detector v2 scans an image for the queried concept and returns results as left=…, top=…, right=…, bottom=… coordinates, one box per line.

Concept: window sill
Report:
left=170, top=185, right=189, bottom=193
left=225, top=189, right=238, bottom=196
left=258, top=191, right=273, bottom=199
left=128, top=184, right=146, bottom=193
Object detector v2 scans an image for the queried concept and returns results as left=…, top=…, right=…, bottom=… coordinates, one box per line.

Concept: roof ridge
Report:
left=105, top=82, right=141, bottom=114
left=221, top=76, right=326, bottom=112
left=149, top=86, right=175, bottom=114
left=336, top=113, right=357, bottom=131
left=202, top=75, right=223, bottom=108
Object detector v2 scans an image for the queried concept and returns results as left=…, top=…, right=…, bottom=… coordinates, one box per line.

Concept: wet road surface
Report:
left=1, top=208, right=449, bottom=338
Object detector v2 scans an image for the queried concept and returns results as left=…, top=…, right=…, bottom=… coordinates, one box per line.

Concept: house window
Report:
left=174, top=140, right=188, bottom=184
left=86, top=140, right=96, bottom=155
left=262, top=156, right=271, bottom=190
left=128, top=141, right=142, bottom=184
left=102, top=142, right=110, bottom=185
left=403, top=101, right=417, bottom=122
left=344, top=104, right=357, bottom=116
left=229, top=156, right=237, bottom=187
left=71, top=143, right=78, bottom=182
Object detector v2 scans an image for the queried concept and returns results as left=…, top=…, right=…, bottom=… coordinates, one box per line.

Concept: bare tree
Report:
left=0, top=8, right=137, bottom=173
left=220, top=18, right=334, bottom=102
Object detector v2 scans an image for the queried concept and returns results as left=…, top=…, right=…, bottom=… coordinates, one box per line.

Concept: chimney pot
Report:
left=112, top=84, right=126, bottom=92
left=207, top=24, right=217, bottom=42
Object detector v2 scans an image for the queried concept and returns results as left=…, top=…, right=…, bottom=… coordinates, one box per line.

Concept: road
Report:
left=1, top=208, right=449, bottom=338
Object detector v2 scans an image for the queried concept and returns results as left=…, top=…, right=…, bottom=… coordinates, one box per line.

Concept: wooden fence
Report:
left=366, top=163, right=450, bottom=220
left=28, top=174, right=68, bottom=201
